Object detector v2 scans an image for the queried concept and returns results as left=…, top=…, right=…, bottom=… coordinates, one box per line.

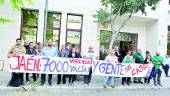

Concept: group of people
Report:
left=103, top=48, right=170, bottom=88
left=7, top=38, right=170, bottom=88
left=7, top=38, right=97, bottom=87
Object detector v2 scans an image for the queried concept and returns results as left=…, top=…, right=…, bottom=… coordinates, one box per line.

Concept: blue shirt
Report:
left=41, top=47, right=58, bottom=57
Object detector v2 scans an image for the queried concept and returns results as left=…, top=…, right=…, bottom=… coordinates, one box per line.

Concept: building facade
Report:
left=0, top=0, right=170, bottom=70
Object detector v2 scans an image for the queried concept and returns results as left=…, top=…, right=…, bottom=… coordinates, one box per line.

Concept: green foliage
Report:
left=95, top=0, right=161, bottom=49
left=95, top=0, right=161, bottom=25
left=100, top=31, right=112, bottom=49
left=0, top=0, right=32, bottom=24
left=46, top=29, right=53, bottom=42
left=0, top=0, right=5, bottom=5
left=93, top=8, right=110, bottom=26
left=0, top=18, right=13, bottom=24
left=22, top=10, right=39, bottom=42
left=22, top=9, right=38, bottom=26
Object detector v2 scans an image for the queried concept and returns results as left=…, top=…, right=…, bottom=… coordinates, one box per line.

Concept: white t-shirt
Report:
left=84, top=51, right=97, bottom=61
left=105, top=55, right=118, bottom=63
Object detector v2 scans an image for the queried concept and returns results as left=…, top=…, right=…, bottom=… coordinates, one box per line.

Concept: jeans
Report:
left=144, top=77, right=151, bottom=84
left=104, top=76, right=114, bottom=86
left=8, top=72, right=24, bottom=87
left=41, top=74, right=52, bottom=85
left=163, top=64, right=169, bottom=76
left=69, top=75, right=76, bottom=84
left=122, top=77, right=131, bottom=85
left=133, top=77, right=143, bottom=83
left=154, top=69, right=162, bottom=85
left=57, top=74, right=67, bottom=84
left=26, top=73, right=37, bottom=82
left=84, top=67, right=92, bottom=84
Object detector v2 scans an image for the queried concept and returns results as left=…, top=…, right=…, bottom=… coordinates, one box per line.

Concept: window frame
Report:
left=20, top=9, right=39, bottom=43
left=65, top=13, right=83, bottom=52
left=46, top=11, right=62, bottom=49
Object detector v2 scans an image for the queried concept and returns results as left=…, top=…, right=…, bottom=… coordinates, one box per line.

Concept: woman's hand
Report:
left=7, top=54, right=11, bottom=58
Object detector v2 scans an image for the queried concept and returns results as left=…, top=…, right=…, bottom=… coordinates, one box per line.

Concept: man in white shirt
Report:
left=83, top=46, right=98, bottom=87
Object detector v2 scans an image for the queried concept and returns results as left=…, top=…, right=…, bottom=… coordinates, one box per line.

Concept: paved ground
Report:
left=0, top=71, right=170, bottom=96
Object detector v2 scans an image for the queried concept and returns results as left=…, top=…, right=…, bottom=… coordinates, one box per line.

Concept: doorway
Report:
left=99, top=30, right=138, bottom=60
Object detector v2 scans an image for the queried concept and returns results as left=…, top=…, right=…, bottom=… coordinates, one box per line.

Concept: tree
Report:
left=94, top=0, right=161, bottom=49
left=0, top=0, right=32, bottom=24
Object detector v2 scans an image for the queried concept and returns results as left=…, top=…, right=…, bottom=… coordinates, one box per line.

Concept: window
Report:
left=46, top=12, right=61, bottom=48
left=66, top=14, right=83, bottom=50
left=21, top=9, right=39, bottom=43
left=167, top=26, right=170, bottom=55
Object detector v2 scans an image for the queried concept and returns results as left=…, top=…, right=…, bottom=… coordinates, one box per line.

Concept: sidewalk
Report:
left=0, top=71, right=170, bottom=90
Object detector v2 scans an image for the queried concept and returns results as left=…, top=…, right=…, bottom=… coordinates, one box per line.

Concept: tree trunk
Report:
left=108, top=12, right=133, bottom=50
left=109, top=31, right=118, bottom=49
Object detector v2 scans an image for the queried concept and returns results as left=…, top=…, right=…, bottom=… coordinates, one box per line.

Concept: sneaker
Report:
left=49, top=83, right=52, bottom=86
left=122, top=83, right=125, bottom=86
left=84, top=84, right=88, bottom=87
left=68, top=83, right=74, bottom=87
left=110, top=85, right=115, bottom=88
left=103, top=85, right=107, bottom=89
left=33, top=81, right=39, bottom=85
left=154, top=83, right=157, bottom=86
left=88, top=83, right=92, bottom=86
left=68, top=83, right=71, bottom=87
left=40, top=83, right=44, bottom=86
left=158, top=83, right=163, bottom=87
left=71, top=83, right=74, bottom=87
left=25, top=81, right=30, bottom=85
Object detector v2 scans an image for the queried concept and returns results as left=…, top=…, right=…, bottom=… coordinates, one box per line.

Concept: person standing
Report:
left=152, top=51, right=163, bottom=86
left=66, top=42, right=72, bottom=57
left=35, top=42, right=42, bottom=56
left=122, top=51, right=133, bottom=86
left=41, top=39, right=58, bottom=86
left=144, top=55, right=152, bottom=84
left=57, top=45, right=67, bottom=84
left=68, top=47, right=80, bottom=86
left=103, top=49, right=118, bottom=89
left=133, top=49, right=144, bottom=84
left=83, top=46, right=98, bottom=87
left=7, top=38, right=26, bottom=87
left=25, top=42, right=37, bottom=84
left=34, top=42, right=42, bottom=80
left=163, top=55, right=170, bottom=77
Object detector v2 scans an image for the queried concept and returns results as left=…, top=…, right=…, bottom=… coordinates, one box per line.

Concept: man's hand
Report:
left=12, top=52, right=18, bottom=57
left=7, top=54, right=11, bottom=58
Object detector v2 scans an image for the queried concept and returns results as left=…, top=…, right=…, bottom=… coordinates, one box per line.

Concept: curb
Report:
left=0, top=86, right=170, bottom=92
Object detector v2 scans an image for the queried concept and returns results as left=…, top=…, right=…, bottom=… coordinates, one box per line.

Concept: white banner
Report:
left=9, top=55, right=153, bottom=77
left=92, top=60, right=153, bottom=77
left=9, top=55, right=92, bottom=75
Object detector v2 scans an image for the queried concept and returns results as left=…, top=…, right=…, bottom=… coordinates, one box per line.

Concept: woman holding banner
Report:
left=122, top=51, right=133, bottom=86
left=103, top=49, right=118, bottom=89
left=57, top=45, right=68, bottom=85
left=68, top=47, right=81, bottom=86
left=144, top=55, right=153, bottom=84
